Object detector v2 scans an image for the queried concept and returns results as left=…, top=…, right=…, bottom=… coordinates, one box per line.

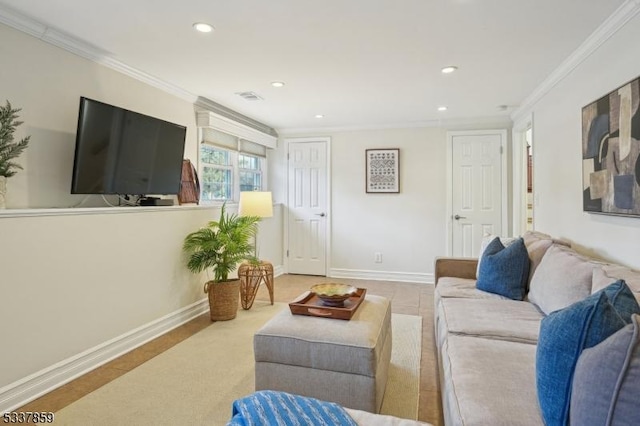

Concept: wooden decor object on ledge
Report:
left=238, top=261, right=274, bottom=310
left=178, top=159, right=200, bottom=205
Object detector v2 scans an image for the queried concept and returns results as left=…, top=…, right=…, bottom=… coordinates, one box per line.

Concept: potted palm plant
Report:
left=0, top=101, right=30, bottom=209
left=183, top=203, right=260, bottom=321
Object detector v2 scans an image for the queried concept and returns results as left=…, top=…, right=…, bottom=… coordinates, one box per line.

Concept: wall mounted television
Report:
left=71, top=97, right=187, bottom=198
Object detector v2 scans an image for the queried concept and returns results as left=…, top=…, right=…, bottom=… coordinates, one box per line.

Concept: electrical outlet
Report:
left=374, top=252, right=382, bottom=263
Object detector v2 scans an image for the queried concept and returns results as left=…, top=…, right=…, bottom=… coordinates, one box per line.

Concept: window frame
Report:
left=238, top=152, right=264, bottom=194
left=199, top=144, right=234, bottom=203
left=198, top=141, right=267, bottom=205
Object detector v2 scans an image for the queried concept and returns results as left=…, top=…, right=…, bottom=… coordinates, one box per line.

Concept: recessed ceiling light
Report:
left=437, top=106, right=448, bottom=111
left=315, top=114, right=324, bottom=119
left=441, top=66, right=458, bottom=74
left=193, top=22, right=214, bottom=33
left=271, top=81, right=285, bottom=88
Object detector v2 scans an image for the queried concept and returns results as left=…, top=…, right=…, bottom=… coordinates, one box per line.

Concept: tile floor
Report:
left=17, top=275, right=443, bottom=426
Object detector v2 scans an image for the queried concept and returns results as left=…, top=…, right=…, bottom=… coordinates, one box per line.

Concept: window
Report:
left=238, top=153, right=262, bottom=192
left=199, top=140, right=266, bottom=203
left=200, top=145, right=233, bottom=202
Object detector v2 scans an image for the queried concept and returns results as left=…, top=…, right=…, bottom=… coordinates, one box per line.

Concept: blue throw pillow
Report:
left=536, top=281, right=640, bottom=426
left=596, top=279, right=640, bottom=323
left=476, top=237, right=530, bottom=300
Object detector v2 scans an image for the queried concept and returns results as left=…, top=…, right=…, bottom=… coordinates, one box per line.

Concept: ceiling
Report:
left=0, top=0, right=627, bottom=132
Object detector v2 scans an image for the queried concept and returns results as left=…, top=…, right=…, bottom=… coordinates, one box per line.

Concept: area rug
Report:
left=53, top=303, right=422, bottom=425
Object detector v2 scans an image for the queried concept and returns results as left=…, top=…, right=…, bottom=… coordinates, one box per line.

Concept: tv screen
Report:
left=71, top=97, right=187, bottom=195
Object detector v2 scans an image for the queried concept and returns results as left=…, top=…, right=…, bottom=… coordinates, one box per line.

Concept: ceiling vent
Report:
left=235, top=91, right=263, bottom=101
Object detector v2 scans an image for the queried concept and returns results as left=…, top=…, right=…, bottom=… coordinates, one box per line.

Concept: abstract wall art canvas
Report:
left=366, top=148, right=400, bottom=193
left=582, top=76, right=640, bottom=216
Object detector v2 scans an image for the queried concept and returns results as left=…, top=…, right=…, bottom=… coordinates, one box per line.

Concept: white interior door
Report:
left=287, top=139, right=328, bottom=275
left=449, top=131, right=506, bottom=257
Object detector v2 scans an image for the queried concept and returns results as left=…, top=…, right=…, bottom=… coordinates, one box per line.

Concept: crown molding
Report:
left=0, top=4, right=198, bottom=104
left=511, top=0, right=640, bottom=124
left=0, top=4, right=45, bottom=38
left=277, top=115, right=512, bottom=135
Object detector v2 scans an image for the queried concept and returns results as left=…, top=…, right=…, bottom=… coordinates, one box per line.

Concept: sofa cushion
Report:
left=441, top=335, right=543, bottom=426
left=522, top=230, right=570, bottom=285
left=592, top=264, right=640, bottom=302
left=536, top=282, right=640, bottom=426
left=438, top=297, right=543, bottom=344
left=345, top=408, right=432, bottom=426
left=434, top=277, right=509, bottom=305
left=475, top=233, right=518, bottom=278
left=570, top=314, right=640, bottom=426
left=528, top=245, right=596, bottom=315
left=476, top=237, right=530, bottom=300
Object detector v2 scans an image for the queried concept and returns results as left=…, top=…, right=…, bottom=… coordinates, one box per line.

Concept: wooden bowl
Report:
left=310, top=283, right=358, bottom=307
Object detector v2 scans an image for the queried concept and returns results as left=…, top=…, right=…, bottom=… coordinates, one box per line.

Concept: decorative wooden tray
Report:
left=289, top=288, right=367, bottom=320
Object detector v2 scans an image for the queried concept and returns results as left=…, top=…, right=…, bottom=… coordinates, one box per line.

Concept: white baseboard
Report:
left=273, top=264, right=285, bottom=277
left=329, top=268, right=434, bottom=284
left=0, top=299, right=209, bottom=413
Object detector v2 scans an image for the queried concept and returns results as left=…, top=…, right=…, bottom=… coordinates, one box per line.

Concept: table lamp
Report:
left=238, top=191, right=273, bottom=257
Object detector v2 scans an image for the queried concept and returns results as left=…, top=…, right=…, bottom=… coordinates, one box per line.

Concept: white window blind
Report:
left=239, top=139, right=267, bottom=158
left=202, top=128, right=238, bottom=150
left=198, top=129, right=267, bottom=202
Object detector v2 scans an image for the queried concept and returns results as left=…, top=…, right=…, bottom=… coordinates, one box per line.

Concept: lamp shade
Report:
left=238, top=191, right=273, bottom=218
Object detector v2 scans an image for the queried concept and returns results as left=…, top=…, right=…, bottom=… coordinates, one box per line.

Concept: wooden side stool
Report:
left=238, top=261, right=274, bottom=310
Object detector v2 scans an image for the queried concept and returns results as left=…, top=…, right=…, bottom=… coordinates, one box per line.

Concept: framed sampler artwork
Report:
left=366, top=148, right=400, bottom=193
left=582, top=76, right=640, bottom=216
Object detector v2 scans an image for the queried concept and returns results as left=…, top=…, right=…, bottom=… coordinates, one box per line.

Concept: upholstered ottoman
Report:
left=254, top=294, right=392, bottom=413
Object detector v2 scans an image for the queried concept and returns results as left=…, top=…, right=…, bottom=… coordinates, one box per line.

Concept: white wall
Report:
left=0, top=22, right=205, bottom=402
left=0, top=208, right=212, bottom=386
left=531, top=12, right=640, bottom=269
left=0, top=22, right=283, bottom=410
left=0, top=23, right=199, bottom=209
left=274, top=127, right=448, bottom=282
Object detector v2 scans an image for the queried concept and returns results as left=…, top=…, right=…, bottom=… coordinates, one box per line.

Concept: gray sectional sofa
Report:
left=434, top=231, right=640, bottom=425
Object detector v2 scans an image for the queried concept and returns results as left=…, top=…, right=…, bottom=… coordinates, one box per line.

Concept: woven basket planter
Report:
left=204, top=279, right=240, bottom=321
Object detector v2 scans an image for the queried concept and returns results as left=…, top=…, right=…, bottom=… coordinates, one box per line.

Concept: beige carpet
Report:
left=54, top=303, right=422, bottom=425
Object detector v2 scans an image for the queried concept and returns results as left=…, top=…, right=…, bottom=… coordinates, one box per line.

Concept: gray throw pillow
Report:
left=570, top=314, right=640, bottom=426
left=528, top=245, right=596, bottom=314
left=536, top=281, right=640, bottom=426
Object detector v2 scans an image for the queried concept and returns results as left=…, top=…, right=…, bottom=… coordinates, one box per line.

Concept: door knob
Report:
left=315, top=212, right=326, bottom=217
left=454, top=214, right=467, bottom=220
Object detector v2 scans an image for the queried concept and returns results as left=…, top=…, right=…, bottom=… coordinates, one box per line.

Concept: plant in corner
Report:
left=0, top=101, right=31, bottom=209
left=183, top=203, right=260, bottom=321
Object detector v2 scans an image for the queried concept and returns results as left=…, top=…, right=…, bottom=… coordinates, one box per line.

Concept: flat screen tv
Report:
left=71, top=97, right=187, bottom=196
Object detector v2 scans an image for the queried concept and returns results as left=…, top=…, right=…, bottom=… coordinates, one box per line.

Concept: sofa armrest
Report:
left=434, top=257, right=478, bottom=285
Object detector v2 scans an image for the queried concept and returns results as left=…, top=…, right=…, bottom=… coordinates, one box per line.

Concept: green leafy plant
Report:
left=0, top=101, right=30, bottom=178
left=183, top=203, right=260, bottom=283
